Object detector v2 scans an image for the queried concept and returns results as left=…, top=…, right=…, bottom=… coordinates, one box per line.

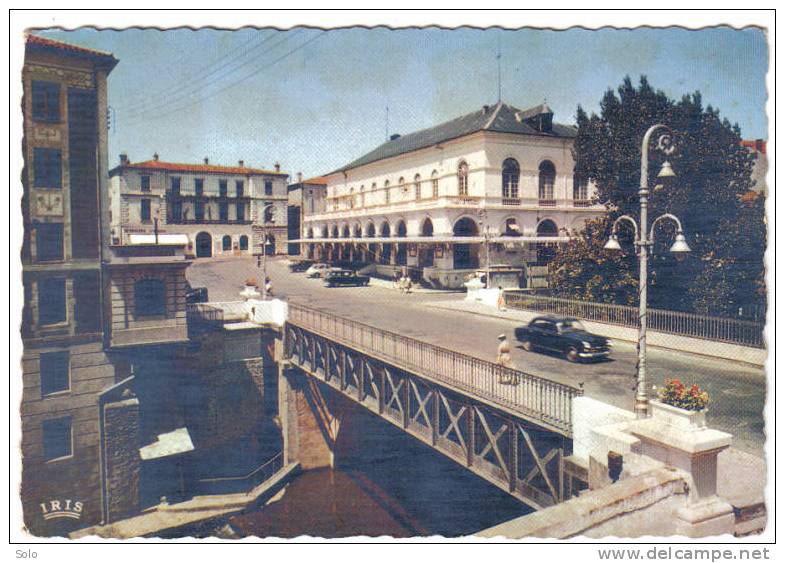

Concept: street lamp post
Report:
left=478, top=209, right=491, bottom=288
left=257, top=203, right=276, bottom=299
left=603, top=124, right=691, bottom=419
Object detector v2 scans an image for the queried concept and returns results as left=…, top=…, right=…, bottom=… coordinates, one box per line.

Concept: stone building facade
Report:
left=109, top=157, right=290, bottom=258
left=287, top=174, right=327, bottom=256
left=299, top=101, right=605, bottom=288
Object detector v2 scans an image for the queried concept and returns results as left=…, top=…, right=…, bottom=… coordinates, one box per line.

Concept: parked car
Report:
left=186, top=286, right=209, bottom=304
left=514, top=316, right=611, bottom=362
left=288, top=259, right=314, bottom=272
left=305, top=263, right=331, bottom=278
left=323, top=270, right=370, bottom=288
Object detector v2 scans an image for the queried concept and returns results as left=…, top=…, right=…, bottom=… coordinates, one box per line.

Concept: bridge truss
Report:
left=284, top=307, right=582, bottom=509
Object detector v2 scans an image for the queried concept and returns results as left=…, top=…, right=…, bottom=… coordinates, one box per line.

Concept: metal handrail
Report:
left=286, top=303, right=582, bottom=433
left=503, top=291, right=765, bottom=348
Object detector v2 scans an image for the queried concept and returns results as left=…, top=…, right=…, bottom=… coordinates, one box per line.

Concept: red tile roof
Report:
left=25, top=33, right=118, bottom=69
left=741, top=139, right=767, bottom=154
left=116, top=159, right=287, bottom=177
left=302, top=176, right=328, bottom=185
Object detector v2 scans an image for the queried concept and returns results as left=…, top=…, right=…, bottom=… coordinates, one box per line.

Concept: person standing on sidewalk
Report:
left=497, top=286, right=506, bottom=311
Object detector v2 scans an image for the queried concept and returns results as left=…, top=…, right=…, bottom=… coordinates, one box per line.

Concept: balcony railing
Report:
left=502, top=197, right=521, bottom=206
left=538, top=199, right=557, bottom=207
left=168, top=218, right=252, bottom=225
left=573, top=199, right=594, bottom=207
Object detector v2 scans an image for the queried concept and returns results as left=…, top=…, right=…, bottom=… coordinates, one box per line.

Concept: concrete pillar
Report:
left=102, top=393, right=140, bottom=523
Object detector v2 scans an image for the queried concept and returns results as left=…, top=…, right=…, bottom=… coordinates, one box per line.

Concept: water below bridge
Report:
left=182, top=415, right=534, bottom=538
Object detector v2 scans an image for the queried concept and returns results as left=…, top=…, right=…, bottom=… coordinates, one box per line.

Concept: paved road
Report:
left=187, top=256, right=767, bottom=457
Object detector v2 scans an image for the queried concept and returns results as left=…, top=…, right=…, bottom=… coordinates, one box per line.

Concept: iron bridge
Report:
left=283, top=303, right=583, bottom=510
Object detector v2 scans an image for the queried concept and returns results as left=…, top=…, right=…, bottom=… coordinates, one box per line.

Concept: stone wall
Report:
left=103, top=395, right=140, bottom=522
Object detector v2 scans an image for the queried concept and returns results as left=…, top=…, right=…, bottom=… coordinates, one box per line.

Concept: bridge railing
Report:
left=503, top=291, right=765, bottom=348
left=287, top=303, right=582, bottom=434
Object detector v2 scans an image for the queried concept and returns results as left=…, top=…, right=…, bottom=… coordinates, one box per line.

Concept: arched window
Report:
left=539, top=161, right=556, bottom=203
left=134, top=278, right=166, bottom=317
left=398, top=177, right=406, bottom=195
left=349, top=188, right=355, bottom=209
left=457, top=161, right=469, bottom=196
left=502, top=158, right=520, bottom=199
left=239, top=235, right=249, bottom=250
left=359, top=185, right=365, bottom=208
left=384, top=180, right=391, bottom=204
left=263, top=204, right=275, bottom=223
left=421, top=217, right=434, bottom=237
left=414, top=174, right=421, bottom=200
left=431, top=170, right=439, bottom=198
left=222, top=235, right=232, bottom=251
left=573, top=174, right=589, bottom=205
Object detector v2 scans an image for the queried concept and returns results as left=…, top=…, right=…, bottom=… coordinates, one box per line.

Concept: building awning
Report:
left=128, top=233, right=189, bottom=245
left=139, top=427, right=194, bottom=460
left=288, top=235, right=570, bottom=244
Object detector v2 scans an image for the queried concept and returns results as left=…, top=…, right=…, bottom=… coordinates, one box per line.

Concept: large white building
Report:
left=109, top=156, right=289, bottom=258
left=299, top=101, right=604, bottom=288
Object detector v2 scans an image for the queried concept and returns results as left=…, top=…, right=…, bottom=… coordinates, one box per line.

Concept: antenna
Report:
left=385, top=104, right=389, bottom=141
left=496, top=33, right=502, bottom=103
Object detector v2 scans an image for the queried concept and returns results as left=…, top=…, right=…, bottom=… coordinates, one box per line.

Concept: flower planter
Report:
left=650, top=400, right=706, bottom=431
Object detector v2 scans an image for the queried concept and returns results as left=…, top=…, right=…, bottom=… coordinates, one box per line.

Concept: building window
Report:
left=264, top=180, right=273, bottom=195
left=236, top=180, right=244, bottom=198
left=33, top=148, right=62, bottom=188
left=42, top=416, right=72, bottom=461
left=40, top=351, right=69, bottom=396
left=35, top=223, right=64, bottom=262
left=359, top=185, right=365, bottom=208
left=539, top=161, right=556, bottom=201
left=171, top=201, right=182, bottom=222
left=219, top=201, right=228, bottom=221
left=239, top=235, right=249, bottom=250
left=502, top=158, right=520, bottom=198
left=195, top=201, right=205, bottom=222
left=134, top=278, right=166, bottom=317
left=349, top=188, right=355, bottom=209
left=171, top=177, right=181, bottom=196
left=399, top=177, right=406, bottom=194
left=38, top=277, right=66, bottom=326
left=457, top=161, right=469, bottom=196
left=140, top=199, right=151, bottom=222
left=140, top=175, right=151, bottom=192
left=195, top=178, right=204, bottom=196
left=264, top=203, right=274, bottom=223
left=431, top=170, right=439, bottom=197
left=384, top=180, right=390, bottom=204
left=573, top=175, right=589, bottom=202
left=31, top=81, right=61, bottom=123
left=414, top=174, right=422, bottom=200
left=236, top=203, right=245, bottom=222
left=222, top=235, right=232, bottom=251
left=219, top=180, right=228, bottom=197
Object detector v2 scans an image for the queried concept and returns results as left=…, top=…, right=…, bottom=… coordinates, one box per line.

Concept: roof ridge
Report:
left=482, top=101, right=505, bottom=130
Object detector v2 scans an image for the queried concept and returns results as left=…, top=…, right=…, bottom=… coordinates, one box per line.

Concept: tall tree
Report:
left=550, top=76, right=765, bottom=316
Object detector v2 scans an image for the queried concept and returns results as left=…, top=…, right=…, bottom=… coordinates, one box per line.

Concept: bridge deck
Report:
left=286, top=303, right=582, bottom=436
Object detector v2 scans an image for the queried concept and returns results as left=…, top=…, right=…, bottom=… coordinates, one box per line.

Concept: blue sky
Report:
left=37, top=26, right=768, bottom=179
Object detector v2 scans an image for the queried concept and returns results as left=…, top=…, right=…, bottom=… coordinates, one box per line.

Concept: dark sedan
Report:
left=323, top=270, right=370, bottom=288
left=514, top=316, right=611, bottom=362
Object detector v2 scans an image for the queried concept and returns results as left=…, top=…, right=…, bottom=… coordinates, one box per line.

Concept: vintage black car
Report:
left=185, top=286, right=209, bottom=304
left=514, top=316, right=611, bottom=362
left=323, top=269, right=370, bottom=287
left=288, top=259, right=314, bottom=272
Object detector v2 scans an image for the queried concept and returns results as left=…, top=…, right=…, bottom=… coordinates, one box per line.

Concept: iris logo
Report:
left=40, top=499, right=83, bottom=521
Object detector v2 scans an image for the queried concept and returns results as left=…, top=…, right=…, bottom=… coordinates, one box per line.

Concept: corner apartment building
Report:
left=109, top=157, right=289, bottom=258
left=298, top=101, right=605, bottom=288
left=21, top=34, right=198, bottom=537
left=287, top=174, right=327, bottom=256
left=21, top=34, right=121, bottom=536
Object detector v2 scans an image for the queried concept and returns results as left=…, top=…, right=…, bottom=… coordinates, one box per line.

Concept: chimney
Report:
left=238, top=160, right=244, bottom=168
left=119, top=153, right=129, bottom=166
left=153, top=152, right=159, bottom=162
left=204, top=157, right=209, bottom=165
left=297, top=172, right=303, bottom=184
left=482, top=104, right=490, bottom=114
left=274, top=162, right=281, bottom=173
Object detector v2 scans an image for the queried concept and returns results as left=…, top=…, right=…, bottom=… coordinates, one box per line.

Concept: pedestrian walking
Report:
left=264, top=277, right=273, bottom=298
left=496, top=333, right=513, bottom=384
left=403, top=276, right=413, bottom=294
left=497, top=286, right=506, bottom=311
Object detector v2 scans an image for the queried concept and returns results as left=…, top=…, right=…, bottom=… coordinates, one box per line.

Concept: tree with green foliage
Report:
left=549, top=76, right=766, bottom=317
